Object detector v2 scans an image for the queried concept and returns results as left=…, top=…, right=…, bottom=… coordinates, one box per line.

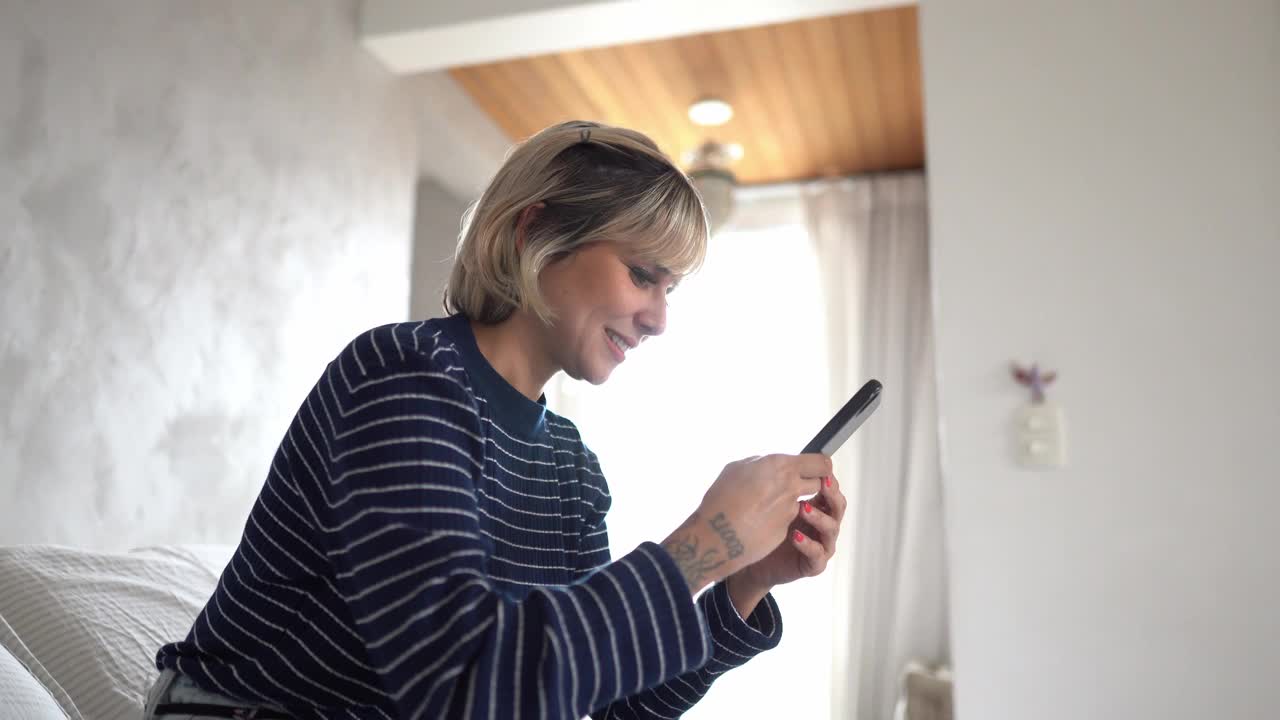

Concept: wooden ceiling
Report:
left=449, top=5, right=924, bottom=186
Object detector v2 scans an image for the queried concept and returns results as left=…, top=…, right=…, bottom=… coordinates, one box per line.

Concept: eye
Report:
left=629, top=265, right=657, bottom=288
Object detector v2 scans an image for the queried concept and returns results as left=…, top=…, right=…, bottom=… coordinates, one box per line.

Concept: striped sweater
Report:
left=156, top=314, right=783, bottom=719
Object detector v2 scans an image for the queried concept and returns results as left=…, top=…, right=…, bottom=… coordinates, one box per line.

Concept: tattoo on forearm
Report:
left=662, top=527, right=726, bottom=590
left=708, top=512, right=745, bottom=559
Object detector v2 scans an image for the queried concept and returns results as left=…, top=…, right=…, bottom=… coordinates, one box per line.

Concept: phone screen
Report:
left=800, top=380, right=882, bottom=456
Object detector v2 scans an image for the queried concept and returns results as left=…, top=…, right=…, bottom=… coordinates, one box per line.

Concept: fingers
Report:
left=790, top=526, right=827, bottom=574
left=794, top=453, right=834, bottom=479
left=798, top=499, right=840, bottom=556
left=789, top=453, right=834, bottom=497
left=816, top=474, right=849, bottom=524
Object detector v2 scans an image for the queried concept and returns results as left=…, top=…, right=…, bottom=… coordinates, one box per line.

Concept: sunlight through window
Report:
left=549, top=221, right=834, bottom=719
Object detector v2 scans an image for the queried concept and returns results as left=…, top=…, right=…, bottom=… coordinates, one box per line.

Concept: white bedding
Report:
left=0, top=617, right=67, bottom=720
left=0, top=544, right=233, bottom=720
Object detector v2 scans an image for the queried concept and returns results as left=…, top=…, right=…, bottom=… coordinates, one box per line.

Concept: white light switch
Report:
left=1014, top=401, right=1066, bottom=468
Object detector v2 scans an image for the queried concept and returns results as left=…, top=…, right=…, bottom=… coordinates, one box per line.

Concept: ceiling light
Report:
left=685, top=140, right=739, bottom=234
left=688, top=98, right=733, bottom=127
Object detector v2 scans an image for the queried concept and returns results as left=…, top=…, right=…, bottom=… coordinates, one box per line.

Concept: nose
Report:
left=636, top=292, right=667, bottom=341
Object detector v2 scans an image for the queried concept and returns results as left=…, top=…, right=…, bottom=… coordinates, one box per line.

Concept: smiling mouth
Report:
left=605, top=328, right=633, bottom=360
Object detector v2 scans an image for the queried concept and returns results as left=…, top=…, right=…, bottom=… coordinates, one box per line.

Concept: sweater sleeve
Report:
left=300, top=329, right=713, bottom=719
left=574, top=465, right=784, bottom=719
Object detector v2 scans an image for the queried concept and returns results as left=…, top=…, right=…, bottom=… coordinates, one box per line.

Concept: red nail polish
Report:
left=793, top=530, right=804, bottom=543
left=825, top=477, right=832, bottom=488
left=803, top=502, right=813, bottom=513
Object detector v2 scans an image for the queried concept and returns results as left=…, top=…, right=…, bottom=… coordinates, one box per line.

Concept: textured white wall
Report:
left=0, top=1, right=418, bottom=549
left=410, top=178, right=470, bottom=322
left=920, top=1, right=1280, bottom=718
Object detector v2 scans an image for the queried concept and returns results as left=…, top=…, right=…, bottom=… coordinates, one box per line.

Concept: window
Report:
left=549, top=219, right=834, bottom=718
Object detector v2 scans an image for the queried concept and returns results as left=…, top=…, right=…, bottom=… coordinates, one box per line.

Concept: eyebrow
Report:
left=653, top=265, right=681, bottom=292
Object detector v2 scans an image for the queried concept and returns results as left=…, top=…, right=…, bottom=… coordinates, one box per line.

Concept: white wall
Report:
left=920, top=1, right=1280, bottom=719
left=0, top=0, right=417, bottom=549
left=410, top=177, right=470, bottom=320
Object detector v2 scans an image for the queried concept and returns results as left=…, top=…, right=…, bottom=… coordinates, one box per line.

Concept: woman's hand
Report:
left=661, top=453, right=831, bottom=595
left=731, top=473, right=849, bottom=602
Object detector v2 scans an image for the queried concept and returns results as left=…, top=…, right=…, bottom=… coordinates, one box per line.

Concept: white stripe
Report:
left=488, top=601, right=504, bottom=720
left=260, top=479, right=326, bottom=562
left=326, top=474, right=474, bottom=502
left=619, top=555, right=666, bottom=681
left=478, top=486, right=572, bottom=518
left=328, top=434, right=481, bottom=466
left=391, top=325, right=406, bottom=361
left=637, top=697, right=679, bottom=719
left=538, top=591, right=579, bottom=712
left=221, top=561, right=384, bottom=693
left=347, top=551, right=486, bottom=603
left=359, top=572, right=488, bottom=627
left=536, top=628, right=548, bottom=720
left=708, top=585, right=768, bottom=652
left=637, top=544, right=688, bottom=672
left=563, top=588, right=603, bottom=708
left=478, top=506, right=574, bottom=536
left=380, top=592, right=488, bottom=666
left=208, top=589, right=349, bottom=707
left=398, top=617, right=495, bottom=707
left=346, top=368, right=470, bottom=396
left=483, top=530, right=571, bottom=555
left=340, top=391, right=478, bottom=422
left=368, top=328, right=386, bottom=367
left=422, top=666, right=466, bottom=716
left=350, top=339, right=367, bottom=377
left=337, top=530, right=476, bottom=579
left=487, top=574, right=568, bottom=588
left=323, top=504, right=478, bottom=534
left=412, top=320, right=427, bottom=351
left=481, top=472, right=559, bottom=500
left=650, top=686, right=688, bottom=714
left=600, top=569, right=645, bottom=693
left=489, top=453, right=560, bottom=484
left=488, top=554, right=574, bottom=572
left=581, top=583, right=623, bottom=702
left=514, top=603, right=525, bottom=720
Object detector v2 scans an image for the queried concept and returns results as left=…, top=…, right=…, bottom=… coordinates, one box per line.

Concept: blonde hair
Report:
left=444, top=120, right=709, bottom=325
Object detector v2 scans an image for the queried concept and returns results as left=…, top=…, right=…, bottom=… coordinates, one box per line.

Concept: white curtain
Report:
left=546, top=190, right=836, bottom=719
left=803, top=173, right=950, bottom=720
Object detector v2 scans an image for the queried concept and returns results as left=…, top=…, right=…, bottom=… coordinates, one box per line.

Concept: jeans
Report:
left=141, top=670, right=289, bottom=719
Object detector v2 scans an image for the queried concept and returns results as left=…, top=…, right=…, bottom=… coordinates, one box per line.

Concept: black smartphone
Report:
left=800, top=379, right=883, bottom=456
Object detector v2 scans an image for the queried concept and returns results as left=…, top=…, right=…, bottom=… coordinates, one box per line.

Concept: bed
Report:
left=0, top=544, right=233, bottom=719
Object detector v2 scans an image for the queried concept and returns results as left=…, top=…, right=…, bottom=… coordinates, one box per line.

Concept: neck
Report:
left=469, top=312, right=558, bottom=402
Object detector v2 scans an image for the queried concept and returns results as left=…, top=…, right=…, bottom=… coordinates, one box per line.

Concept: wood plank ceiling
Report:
left=449, top=5, right=924, bottom=186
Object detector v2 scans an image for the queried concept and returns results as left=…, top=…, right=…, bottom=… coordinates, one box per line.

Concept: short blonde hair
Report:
left=444, top=120, right=709, bottom=325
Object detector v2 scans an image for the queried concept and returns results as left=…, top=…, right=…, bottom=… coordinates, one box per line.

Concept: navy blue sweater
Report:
left=157, top=314, right=782, bottom=719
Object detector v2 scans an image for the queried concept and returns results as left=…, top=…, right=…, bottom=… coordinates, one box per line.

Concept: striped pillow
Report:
left=0, top=545, right=232, bottom=720
left=0, top=616, right=70, bottom=720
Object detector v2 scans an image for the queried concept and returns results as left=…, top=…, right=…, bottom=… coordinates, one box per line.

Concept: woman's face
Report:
left=538, top=241, right=676, bottom=385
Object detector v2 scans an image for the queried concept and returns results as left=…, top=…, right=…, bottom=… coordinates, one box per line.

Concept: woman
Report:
left=145, top=120, right=847, bottom=719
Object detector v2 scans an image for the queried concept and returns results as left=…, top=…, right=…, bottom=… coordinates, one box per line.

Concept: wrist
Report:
left=660, top=511, right=738, bottom=596
left=725, top=569, right=771, bottom=619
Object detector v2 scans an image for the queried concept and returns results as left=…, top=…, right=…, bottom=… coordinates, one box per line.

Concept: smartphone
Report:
left=800, top=379, right=883, bottom=456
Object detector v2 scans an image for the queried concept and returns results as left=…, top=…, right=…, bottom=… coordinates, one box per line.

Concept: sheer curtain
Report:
left=803, top=172, right=949, bottom=720
left=545, top=174, right=947, bottom=719
left=546, top=186, right=837, bottom=719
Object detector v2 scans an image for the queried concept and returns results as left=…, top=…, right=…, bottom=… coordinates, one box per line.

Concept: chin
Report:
left=563, top=362, right=612, bottom=386
left=580, top=360, right=616, bottom=386
left=582, top=368, right=613, bottom=386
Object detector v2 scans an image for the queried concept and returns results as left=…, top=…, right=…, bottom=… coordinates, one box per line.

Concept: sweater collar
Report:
left=438, top=313, right=548, bottom=438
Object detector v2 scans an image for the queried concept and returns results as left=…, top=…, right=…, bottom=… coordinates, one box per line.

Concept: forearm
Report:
left=659, top=510, right=746, bottom=596
left=725, top=570, right=771, bottom=618
left=590, top=579, right=784, bottom=719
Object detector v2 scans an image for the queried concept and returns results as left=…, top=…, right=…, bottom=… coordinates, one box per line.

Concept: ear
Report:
left=515, top=203, right=546, bottom=254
